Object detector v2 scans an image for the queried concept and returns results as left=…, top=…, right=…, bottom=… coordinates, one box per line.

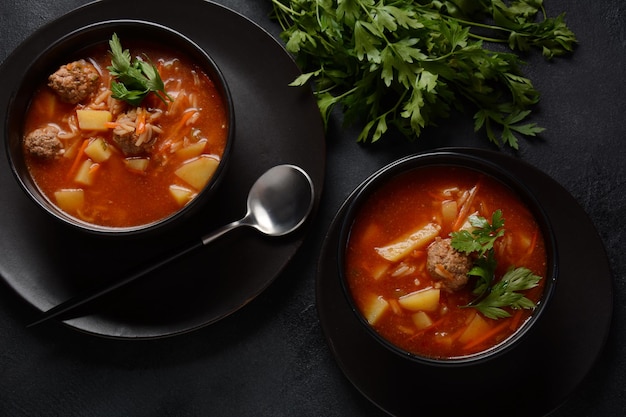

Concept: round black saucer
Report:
left=0, top=0, right=325, bottom=338
left=316, top=148, right=612, bottom=417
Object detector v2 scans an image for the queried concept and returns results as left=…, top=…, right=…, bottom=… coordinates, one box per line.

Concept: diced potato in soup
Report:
left=175, top=155, right=219, bottom=190
left=412, top=311, right=434, bottom=330
left=458, top=313, right=492, bottom=345
left=375, top=223, right=441, bottom=262
left=84, top=137, right=112, bottom=163
left=362, top=294, right=389, bottom=325
left=169, top=184, right=195, bottom=206
left=398, top=288, right=440, bottom=312
left=54, top=189, right=84, bottom=212
left=175, top=140, right=207, bottom=160
left=74, top=159, right=98, bottom=186
left=124, top=158, right=149, bottom=173
left=76, top=109, right=112, bottom=131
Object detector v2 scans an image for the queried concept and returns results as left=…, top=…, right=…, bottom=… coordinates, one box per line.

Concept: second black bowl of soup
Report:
left=5, top=19, right=234, bottom=237
left=338, top=151, right=558, bottom=366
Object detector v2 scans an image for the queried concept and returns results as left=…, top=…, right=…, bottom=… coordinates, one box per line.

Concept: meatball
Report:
left=426, top=237, right=472, bottom=292
left=111, top=108, right=160, bottom=156
left=48, top=59, right=100, bottom=104
left=24, top=125, right=63, bottom=159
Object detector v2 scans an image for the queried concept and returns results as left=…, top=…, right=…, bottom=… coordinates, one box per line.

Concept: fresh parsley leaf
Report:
left=450, top=210, right=542, bottom=319
left=471, top=267, right=542, bottom=319
left=271, top=0, right=576, bottom=148
left=451, top=210, right=505, bottom=256
left=110, top=80, right=148, bottom=107
left=107, top=33, right=173, bottom=106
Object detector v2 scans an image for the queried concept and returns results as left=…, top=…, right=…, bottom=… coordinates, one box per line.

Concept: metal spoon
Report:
left=201, top=164, right=314, bottom=245
left=28, top=164, right=315, bottom=327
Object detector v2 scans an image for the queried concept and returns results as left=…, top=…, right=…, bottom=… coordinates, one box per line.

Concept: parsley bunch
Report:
left=450, top=210, right=542, bottom=319
left=271, top=0, right=576, bottom=148
left=107, top=33, right=173, bottom=106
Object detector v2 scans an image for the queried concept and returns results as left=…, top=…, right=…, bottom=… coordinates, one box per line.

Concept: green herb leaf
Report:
left=471, top=267, right=542, bottom=319
left=450, top=210, right=505, bottom=256
left=107, top=33, right=173, bottom=106
left=450, top=210, right=542, bottom=319
left=271, top=0, right=576, bottom=148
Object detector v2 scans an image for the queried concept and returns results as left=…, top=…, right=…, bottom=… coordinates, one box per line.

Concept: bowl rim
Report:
left=4, top=19, right=235, bottom=237
left=337, top=150, right=559, bottom=367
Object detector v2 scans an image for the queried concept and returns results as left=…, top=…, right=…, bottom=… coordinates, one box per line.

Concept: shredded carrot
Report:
left=508, top=309, right=524, bottom=331
left=153, top=110, right=197, bottom=159
left=104, top=121, right=120, bottom=129
left=67, top=139, right=89, bottom=179
left=135, top=107, right=146, bottom=135
left=168, top=111, right=196, bottom=142
left=88, top=163, right=101, bottom=175
left=463, top=319, right=510, bottom=351
left=176, top=110, right=196, bottom=129
left=388, top=299, right=402, bottom=315
left=526, top=229, right=539, bottom=258
left=453, top=183, right=480, bottom=231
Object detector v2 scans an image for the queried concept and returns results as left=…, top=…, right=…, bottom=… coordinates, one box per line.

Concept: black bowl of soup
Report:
left=5, top=20, right=234, bottom=237
left=338, top=151, right=558, bottom=366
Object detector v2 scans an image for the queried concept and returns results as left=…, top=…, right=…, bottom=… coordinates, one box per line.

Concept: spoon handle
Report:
left=27, top=240, right=204, bottom=327
left=28, top=217, right=249, bottom=327
left=201, top=219, right=243, bottom=245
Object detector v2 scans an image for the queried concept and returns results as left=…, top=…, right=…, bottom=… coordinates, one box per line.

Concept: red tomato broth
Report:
left=344, top=166, right=547, bottom=359
left=22, top=41, right=229, bottom=228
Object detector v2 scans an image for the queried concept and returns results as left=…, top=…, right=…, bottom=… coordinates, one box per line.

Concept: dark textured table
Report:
left=0, top=1, right=623, bottom=416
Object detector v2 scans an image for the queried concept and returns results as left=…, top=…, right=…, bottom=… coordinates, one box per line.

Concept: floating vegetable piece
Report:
left=174, top=155, right=219, bottom=190
left=375, top=223, right=440, bottom=262
left=398, top=287, right=440, bottom=312
left=76, top=110, right=112, bottom=131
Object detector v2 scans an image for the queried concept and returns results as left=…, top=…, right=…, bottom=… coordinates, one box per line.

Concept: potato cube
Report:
left=435, top=334, right=453, bottom=348
left=458, top=313, right=492, bottom=345
left=375, top=223, right=441, bottom=262
left=63, top=139, right=81, bottom=160
left=362, top=294, right=389, bottom=325
left=174, top=155, right=219, bottom=190
left=124, top=158, right=150, bottom=173
left=398, top=287, right=440, bottom=312
left=76, top=110, right=112, bottom=131
left=169, top=185, right=195, bottom=206
left=412, top=311, right=434, bottom=330
left=441, top=200, right=458, bottom=229
left=74, top=159, right=98, bottom=186
left=84, top=138, right=112, bottom=163
left=175, top=140, right=207, bottom=160
left=54, top=189, right=84, bottom=213
left=370, top=263, right=390, bottom=281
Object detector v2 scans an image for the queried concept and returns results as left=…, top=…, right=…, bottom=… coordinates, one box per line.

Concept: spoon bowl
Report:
left=245, top=164, right=315, bottom=235
left=202, top=164, right=314, bottom=244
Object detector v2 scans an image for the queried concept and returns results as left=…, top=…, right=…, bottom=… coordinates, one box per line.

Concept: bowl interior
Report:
left=5, top=19, right=234, bottom=237
left=337, top=151, right=558, bottom=366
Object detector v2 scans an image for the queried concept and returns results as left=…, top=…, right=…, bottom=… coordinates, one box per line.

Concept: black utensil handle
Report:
left=27, top=239, right=204, bottom=327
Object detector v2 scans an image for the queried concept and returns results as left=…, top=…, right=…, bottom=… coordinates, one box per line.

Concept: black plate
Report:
left=317, top=148, right=612, bottom=417
left=0, top=0, right=325, bottom=338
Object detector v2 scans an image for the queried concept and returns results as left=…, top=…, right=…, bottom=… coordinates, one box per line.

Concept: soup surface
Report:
left=23, top=40, right=229, bottom=228
left=344, top=166, right=547, bottom=359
